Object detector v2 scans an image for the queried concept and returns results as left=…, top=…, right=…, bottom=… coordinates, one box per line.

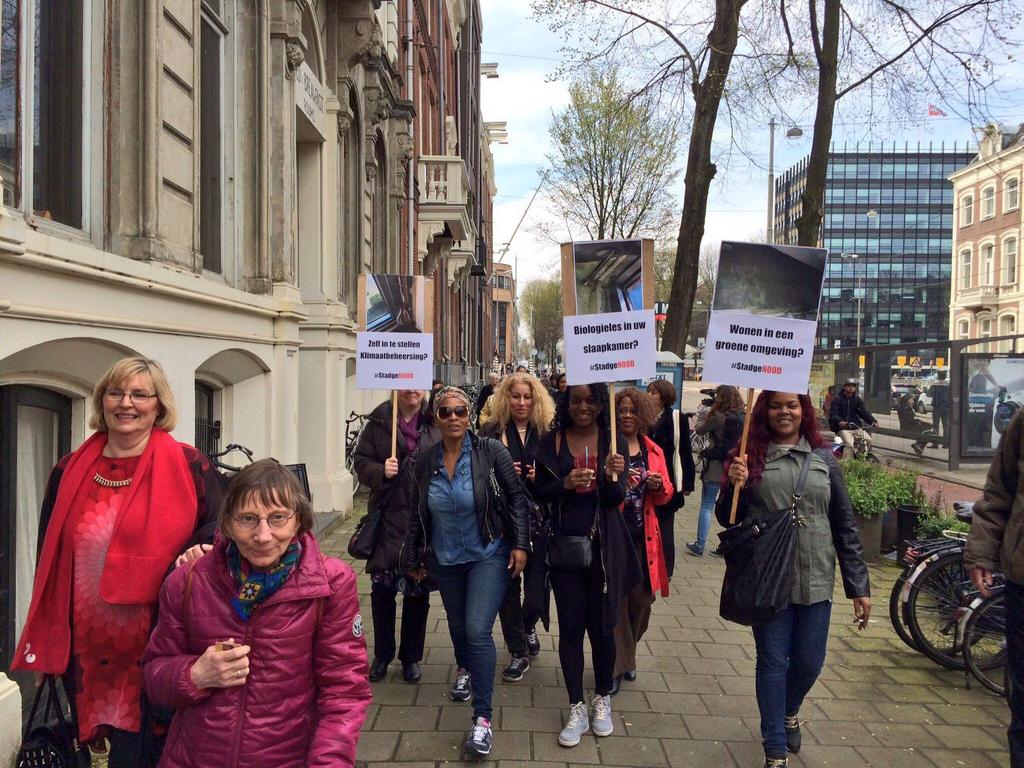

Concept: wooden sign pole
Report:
left=608, top=381, right=618, bottom=481
left=728, top=387, right=756, bottom=525
left=390, top=390, right=399, bottom=461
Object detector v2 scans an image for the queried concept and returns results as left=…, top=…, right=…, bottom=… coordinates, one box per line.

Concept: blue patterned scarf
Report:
left=227, top=539, right=301, bottom=621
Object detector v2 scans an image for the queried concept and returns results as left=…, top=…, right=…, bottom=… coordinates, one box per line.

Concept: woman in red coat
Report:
left=11, top=356, right=223, bottom=766
left=142, top=459, right=372, bottom=767
left=610, top=387, right=674, bottom=695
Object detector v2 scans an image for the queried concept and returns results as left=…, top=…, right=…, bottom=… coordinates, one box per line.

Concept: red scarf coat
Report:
left=12, top=429, right=198, bottom=673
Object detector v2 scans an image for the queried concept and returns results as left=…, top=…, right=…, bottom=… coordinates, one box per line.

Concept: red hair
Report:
left=724, top=391, right=825, bottom=486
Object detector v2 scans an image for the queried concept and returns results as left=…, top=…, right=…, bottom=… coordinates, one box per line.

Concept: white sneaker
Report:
left=591, top=693, right=613, bottom=737
left=558, top=701, right=589, bottom=747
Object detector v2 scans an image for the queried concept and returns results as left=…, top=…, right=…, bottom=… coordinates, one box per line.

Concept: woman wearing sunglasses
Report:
left=534, top=383, right=641, bottom=747
left=403, top=387, right=531, bottom=760
left=480, top=372, right=557, bottom=681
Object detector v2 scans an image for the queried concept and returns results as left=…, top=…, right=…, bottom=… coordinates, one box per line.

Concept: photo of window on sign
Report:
left=365, top=274, right=426, bottom=333
left=572, top=240, right=644, bottom=315
left=712, top=241, right=828, bottom=322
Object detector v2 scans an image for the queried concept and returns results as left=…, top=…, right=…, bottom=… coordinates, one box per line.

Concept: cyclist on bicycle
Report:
left=828, top=379, right=878, bottom=459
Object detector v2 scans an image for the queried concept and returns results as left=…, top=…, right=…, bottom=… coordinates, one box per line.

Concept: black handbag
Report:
left=717, top=452, right=812, bottom=627
left=347, top=508, right=383, bottom=560
left=546, top=501, right=599, bottom=572
left=16, top=676, right=88, bottom=768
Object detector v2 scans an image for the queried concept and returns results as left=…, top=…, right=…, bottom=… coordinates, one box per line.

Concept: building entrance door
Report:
left=0, top=385, right=72, bottom=697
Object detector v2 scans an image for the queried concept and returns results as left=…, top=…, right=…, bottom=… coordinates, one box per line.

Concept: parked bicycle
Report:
left=345, top=410, right=370, bottom=494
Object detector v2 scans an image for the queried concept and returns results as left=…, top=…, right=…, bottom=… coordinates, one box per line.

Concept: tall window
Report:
left=1006, top=237, right=1018, bottom=287
left=199, top=1, right=225, bottom=274
left=0, top=1, right=86, bottom=226
left=1000, top=316, right=1016, bottom=352
left=958, top=319, right=969, bottom=339
left=982, top=186, right=996, bottom=219
left=982, top=243, right=994, bottom=284
left=1008, top=178, right=1020, bottom=212
left=371, top=135, right=387, bottom=273
left=962, top=194, right=974, bottom=226
left=960, top=249, right=971, bottom=289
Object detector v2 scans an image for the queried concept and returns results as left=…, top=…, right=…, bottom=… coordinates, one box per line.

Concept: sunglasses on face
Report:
left=438, top=405, right=469, bottom=419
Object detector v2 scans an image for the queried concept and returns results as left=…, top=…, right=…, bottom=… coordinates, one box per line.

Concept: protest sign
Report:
left=560, top=239, right=656, bottom=386
left=356, top=274, right=434, bottom=390
left=702, top=241, right=827, bottom=394
left=700, top=241, right=827, bottom=523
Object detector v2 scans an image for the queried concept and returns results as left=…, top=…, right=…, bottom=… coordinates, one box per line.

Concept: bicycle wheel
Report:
left=962, top=592, right=1006, bottom=696
left=345, top=447, right=362, bottom=495
left=889, top=571, right=920, bottom=652
left=905, top=549, right=971, bottom=670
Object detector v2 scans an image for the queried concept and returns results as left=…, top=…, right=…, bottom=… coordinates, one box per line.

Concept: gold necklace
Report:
left=93, top=473, right=132, bottom=488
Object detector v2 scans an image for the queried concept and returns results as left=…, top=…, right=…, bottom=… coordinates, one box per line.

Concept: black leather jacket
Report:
left=401, top=431, right=531, bottom=572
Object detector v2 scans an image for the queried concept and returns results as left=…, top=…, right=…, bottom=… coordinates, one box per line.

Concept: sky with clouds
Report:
left=479, top=1, right=1024, bottom=294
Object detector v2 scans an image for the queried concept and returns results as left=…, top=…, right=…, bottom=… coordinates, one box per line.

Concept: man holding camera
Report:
left=828, top=379, right=878, bottom=459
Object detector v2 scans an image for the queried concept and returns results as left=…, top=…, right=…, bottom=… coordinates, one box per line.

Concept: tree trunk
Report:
left=795, top=0, right=841, bottom=247
left=662, top=0, right=749, bottom=355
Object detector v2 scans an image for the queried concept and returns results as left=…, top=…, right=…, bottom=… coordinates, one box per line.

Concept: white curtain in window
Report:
left=15, top=405, right=59, bottom=636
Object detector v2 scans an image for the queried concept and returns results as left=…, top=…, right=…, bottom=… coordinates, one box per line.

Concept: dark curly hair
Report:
left=615, top=386, right=659, bottom=436
left=554, top=382, right=611, bottom=431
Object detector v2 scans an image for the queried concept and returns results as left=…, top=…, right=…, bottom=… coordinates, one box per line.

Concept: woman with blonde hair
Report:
left=12, top=356, right=224, bottom=766
left=480, top=372, right=556, bottom=681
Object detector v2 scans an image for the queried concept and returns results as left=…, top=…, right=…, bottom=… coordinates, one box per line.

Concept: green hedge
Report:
left=841, top=459, right=924, bottom=519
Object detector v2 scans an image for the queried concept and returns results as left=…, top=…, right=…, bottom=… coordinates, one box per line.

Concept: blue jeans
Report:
left=1006, top=581, right=1024, bottom=766
left=695, top=480, right=720, bottom=551
left=431, top=546, right=510, bottom=721
left=751, top=600, right=832, bottom=758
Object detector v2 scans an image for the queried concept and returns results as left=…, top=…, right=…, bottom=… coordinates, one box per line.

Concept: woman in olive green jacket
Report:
left=717, top=391, right=870, bottom=768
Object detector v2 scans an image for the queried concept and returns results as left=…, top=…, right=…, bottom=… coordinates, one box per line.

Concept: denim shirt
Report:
left=428, top=434, right=503, bottom=566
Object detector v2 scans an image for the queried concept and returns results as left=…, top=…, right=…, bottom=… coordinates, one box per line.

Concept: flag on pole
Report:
left=928, top=104, right=947, bottom=117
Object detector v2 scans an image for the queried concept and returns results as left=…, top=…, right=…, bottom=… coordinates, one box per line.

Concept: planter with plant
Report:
left=841, top=459, right=890, bottom=560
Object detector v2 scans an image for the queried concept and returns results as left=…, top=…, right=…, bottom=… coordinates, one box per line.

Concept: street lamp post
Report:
left=766, top=119, right=804, bottom=244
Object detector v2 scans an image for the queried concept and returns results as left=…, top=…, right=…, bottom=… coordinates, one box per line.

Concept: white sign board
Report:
left=702, top=313, right=818, bottom=392
left=702, top=241, right=827, bottom=393
left=563, top=309, right=657, bottom=385
left=356, top=332, right=434, bottom=390
left=296, top=61, right=326, bottom=139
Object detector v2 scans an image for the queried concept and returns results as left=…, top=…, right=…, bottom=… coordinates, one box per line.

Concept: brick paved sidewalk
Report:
left=325, top=507, right=1011, bottom=768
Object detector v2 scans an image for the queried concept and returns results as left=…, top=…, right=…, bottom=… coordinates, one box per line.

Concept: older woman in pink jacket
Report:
left=143, top=459, right=372, bottom=767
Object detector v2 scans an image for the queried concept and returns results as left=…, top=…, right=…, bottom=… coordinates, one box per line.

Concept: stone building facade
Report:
left=949, top=123, right=1024, bottom=351
left=0, top=0, right=498, bottom=741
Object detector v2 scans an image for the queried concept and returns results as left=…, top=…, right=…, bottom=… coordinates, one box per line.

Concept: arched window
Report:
left=982, top=186, right=996, bottom=219
left=959, top=249, right=972, bottom=289
left=957, top=319, right=969, bottom=339
left=962, top=194, right=974, bottom=226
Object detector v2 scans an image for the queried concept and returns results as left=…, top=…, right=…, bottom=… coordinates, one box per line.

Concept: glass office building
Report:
left=775, top=145, right=974, bottom=349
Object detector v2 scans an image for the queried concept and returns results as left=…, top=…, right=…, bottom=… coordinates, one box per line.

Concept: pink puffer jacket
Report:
left=142, top=532, right=372, bottom=768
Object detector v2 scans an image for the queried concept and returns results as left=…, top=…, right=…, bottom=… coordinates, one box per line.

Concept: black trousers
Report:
left=550, top=551, right=615, bottom=703
left=1007, top=581, right=1024, bottom=766
left=498, top=573, right=539, bottom=657
left=370, top=580, right=431, bottom=664
left=656, top=508, right=676, bottom=579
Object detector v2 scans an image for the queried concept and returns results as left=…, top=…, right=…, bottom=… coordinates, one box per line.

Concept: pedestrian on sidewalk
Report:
left=966, top=408, right=1024, bottom=767
left=647, top=379, right=695, bottom=577
left=687, top=385, right=744, bottom=557
left=480, top=372, right=556, bottom=682
left=352, top=389, right=440, bottom=684
left=610, top=388, right=674, bottom=695
left=143, top=459, right=372, bottom=768
left=402, top=387, right=531, bottom=760
left=717, top=391, right=871, bottom=768
left=534, top=383, right=641, bottom=748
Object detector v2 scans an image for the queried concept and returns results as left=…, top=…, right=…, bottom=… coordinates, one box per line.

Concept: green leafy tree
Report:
left=541, top=67, right=680, bottom=242
left=520, top=276, right=564, bottom=367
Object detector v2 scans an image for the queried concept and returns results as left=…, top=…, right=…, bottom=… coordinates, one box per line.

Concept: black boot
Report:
left=784, top=713, right=801, bottom=754
left=608, top=675, right=621, bottom=696
left=369, top=659, right=389, bottom=682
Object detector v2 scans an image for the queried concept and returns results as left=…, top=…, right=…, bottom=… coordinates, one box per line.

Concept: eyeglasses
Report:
left=231, top=510, right=297, bottom=530
left=437, top=405, right=469, bottom=419
left=104, top=389, right=158, bottom=405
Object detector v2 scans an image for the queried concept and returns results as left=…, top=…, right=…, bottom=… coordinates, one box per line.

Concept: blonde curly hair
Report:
left=486, top=373, right=555, bottom=434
